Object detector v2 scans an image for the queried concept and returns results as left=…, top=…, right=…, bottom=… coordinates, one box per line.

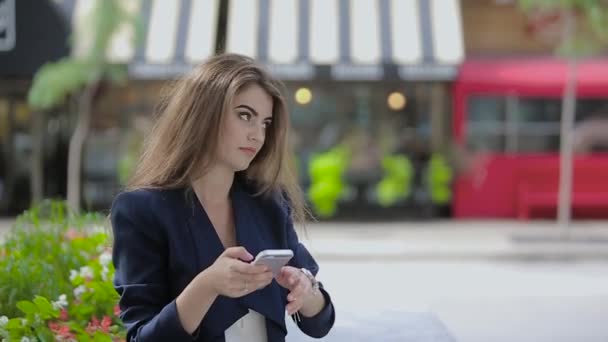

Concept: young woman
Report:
left=110, top=54, right=335, bottom=341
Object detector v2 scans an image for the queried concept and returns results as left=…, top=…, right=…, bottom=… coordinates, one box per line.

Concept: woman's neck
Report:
left=191, top=165, right=235, bottom=206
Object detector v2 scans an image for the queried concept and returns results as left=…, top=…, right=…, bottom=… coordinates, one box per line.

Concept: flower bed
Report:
left=0, top=201, right=125, bottom=341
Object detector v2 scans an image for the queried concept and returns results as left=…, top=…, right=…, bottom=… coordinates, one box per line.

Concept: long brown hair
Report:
left=127, top=54, right=310, bottom=224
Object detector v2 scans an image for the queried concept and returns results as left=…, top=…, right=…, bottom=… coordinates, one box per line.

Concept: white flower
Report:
left=58, top=294, right=67, bottom=304
left=69, top=269, right=78, bottom=282
left=0, top=316, right=8, bottom=326
left=79, top=266, right=94, bottom=280
left=90, top=225, right=106, bottom=234
left=99, top=252, right=112, bottom=267
left=73, top=285, right=87, bottom=298
left=52, top=294, right=68, bottom=310
left=101, top=266, right=110, bottom=282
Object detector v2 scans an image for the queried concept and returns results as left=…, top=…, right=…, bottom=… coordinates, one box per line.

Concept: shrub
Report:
left=0, top=201, right=125, bottom=341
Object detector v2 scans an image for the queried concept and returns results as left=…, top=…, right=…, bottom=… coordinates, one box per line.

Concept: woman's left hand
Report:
left=275, top=266, right=312, bottom=316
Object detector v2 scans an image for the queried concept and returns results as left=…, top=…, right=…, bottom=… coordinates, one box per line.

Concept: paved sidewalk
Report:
left=2, top=217, right=608, bottom=260
left=300, top=220, right=608, bottom=261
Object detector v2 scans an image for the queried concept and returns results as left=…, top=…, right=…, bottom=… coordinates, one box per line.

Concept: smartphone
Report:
left=252, top=249, right=294, bottom=277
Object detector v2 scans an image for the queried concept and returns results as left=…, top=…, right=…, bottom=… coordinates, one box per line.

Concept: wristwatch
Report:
left=299, top=268, right=320, bottom=296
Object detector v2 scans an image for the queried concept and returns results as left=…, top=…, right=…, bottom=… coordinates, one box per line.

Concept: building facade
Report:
left=1, top=0, right=465, bottom=217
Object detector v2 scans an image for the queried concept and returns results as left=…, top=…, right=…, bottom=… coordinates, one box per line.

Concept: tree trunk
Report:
left=1, top=100, right=15, bottom=213
left=557, top=59, right=577, bottom=237
left=557, top=10, right=577, bottom=238
left=67, top=83, right=96, bottom=212
left=30, top=111, right=45, bottom=206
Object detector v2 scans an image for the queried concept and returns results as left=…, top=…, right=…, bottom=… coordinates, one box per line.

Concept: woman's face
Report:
left=216, top=84, right=274, bottom=172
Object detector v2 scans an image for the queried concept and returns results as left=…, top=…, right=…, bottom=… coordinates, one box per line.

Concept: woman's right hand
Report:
left=204, top=247, right=274, bottom=298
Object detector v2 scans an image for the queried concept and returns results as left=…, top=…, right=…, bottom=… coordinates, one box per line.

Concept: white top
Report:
left=225, top=309, right=268, bottom=342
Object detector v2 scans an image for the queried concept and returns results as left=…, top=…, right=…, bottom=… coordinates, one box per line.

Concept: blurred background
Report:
left=1, top=0, right=608, bottom=341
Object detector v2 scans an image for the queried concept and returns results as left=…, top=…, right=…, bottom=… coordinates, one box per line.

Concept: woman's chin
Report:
left=232, top=161, right=251, bottom=172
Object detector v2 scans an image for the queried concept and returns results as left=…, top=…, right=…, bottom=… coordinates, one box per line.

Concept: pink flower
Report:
left=86, top=322, right=96, bottom=334
left=65, top=228, right=86, bottom=241
left=48, top=321, right=74, bottom=340
left=59, top=308, right=69, bottom=321
left=113, top=305, right=121, bottom=316
left=48, top=322, right=60, bottom=331
left=101, top=316, right=112, bottom=333
left=86, top=316, right=102, bottom=334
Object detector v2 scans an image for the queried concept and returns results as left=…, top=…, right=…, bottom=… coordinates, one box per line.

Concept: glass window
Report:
left=516, top=98, right=561, bottom=123
left=573, top=99, right=608, bottom=153
left=466, top=96, right=608, bottom=154
left=287, top=82, right=440, bottom=208
left=467, top=96, right=506, bottom=152
left=468, top=96, right=505, bottom=123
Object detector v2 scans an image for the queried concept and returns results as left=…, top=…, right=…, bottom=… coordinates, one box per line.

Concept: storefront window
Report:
left=286, top=83, right=439, bottom=210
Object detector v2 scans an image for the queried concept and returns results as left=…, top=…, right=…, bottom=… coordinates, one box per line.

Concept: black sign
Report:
left=0, top=0, right=15, bottom=52
left=0, top=0, right=70, bottom=77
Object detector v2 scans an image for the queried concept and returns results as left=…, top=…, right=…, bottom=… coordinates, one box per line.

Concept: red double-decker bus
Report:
left=453, top=58, right=608, bottom=219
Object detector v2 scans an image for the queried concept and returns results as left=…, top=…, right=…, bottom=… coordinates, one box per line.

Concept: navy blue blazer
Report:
left=110, top=179, right=335, bottom=341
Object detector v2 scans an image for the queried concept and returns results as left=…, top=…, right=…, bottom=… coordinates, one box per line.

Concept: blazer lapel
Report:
left=183, top=190, right=224, bottom=273
left=181, top=189, right=247, bottom=340
left=231, top=183, right=288, bottom=335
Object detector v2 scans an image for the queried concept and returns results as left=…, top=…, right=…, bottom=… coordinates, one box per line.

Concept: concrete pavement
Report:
left=300, top=220, right=608, bottom=261
left=2, top=217, right=608, bottom=260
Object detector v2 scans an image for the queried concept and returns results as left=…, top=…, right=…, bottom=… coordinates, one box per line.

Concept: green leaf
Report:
left=16, top=300, right=37, bottom=315
left=6, top=318, right=23, bottom=329
left=66, top=321, right=86, bottom=334
left=27, top=59, right=90, bottom=110
left=33, top=296, right=56, bottom=319
left=36, top=328, right=55, bottom=342
left=94, top=331, right=113, bottom=342
left=77, top=333, right=94, bottom=342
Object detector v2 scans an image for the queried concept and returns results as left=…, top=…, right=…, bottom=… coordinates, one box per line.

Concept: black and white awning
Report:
left=57, top=0, right=464, bottom=81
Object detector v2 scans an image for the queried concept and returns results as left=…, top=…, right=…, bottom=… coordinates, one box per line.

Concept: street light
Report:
left=387, top=91, right=406, bottom=111
left=295, top=87, right=312, bottom=105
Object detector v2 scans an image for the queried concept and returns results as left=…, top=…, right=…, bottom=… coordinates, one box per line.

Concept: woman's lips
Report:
left=239, top=147, right=257, bottom=156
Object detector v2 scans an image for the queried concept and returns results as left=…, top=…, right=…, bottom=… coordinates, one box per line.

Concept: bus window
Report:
left=573, top=99, right=608, bottom=154
left=513, top=98, right=561, bottom=153
left=466, top=96, right=608, bottom=154
left=467, top=96, right=506, bottom=152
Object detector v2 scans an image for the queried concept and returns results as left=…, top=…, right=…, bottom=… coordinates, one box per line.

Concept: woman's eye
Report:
left=262, top=121, right=272, bottom=129
left=238, top=112, right=251, bottom=121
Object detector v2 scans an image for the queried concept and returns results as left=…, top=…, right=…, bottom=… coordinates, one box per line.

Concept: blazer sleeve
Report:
left=111, top=191, right=197, bottom=341
left=282, top=203, right=336, bottom=338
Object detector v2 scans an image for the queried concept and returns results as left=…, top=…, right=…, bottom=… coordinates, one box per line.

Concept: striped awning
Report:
left=57, top=0, right=464, bottom=81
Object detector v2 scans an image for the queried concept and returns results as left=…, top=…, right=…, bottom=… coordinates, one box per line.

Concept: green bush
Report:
left=0, top=201, right=125, bottom=341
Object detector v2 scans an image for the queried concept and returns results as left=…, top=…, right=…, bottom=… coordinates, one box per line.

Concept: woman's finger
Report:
left=222, top=246, right=253, bottom=261
left=228, top=273, right=271, bottom=296
left=289, top=287, right=304, bottom=301
left=286, top=301, right=302, bottom=315
left=232, top=260, right=268, bottom=275
left=248, top=270, right=273, bottom=283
